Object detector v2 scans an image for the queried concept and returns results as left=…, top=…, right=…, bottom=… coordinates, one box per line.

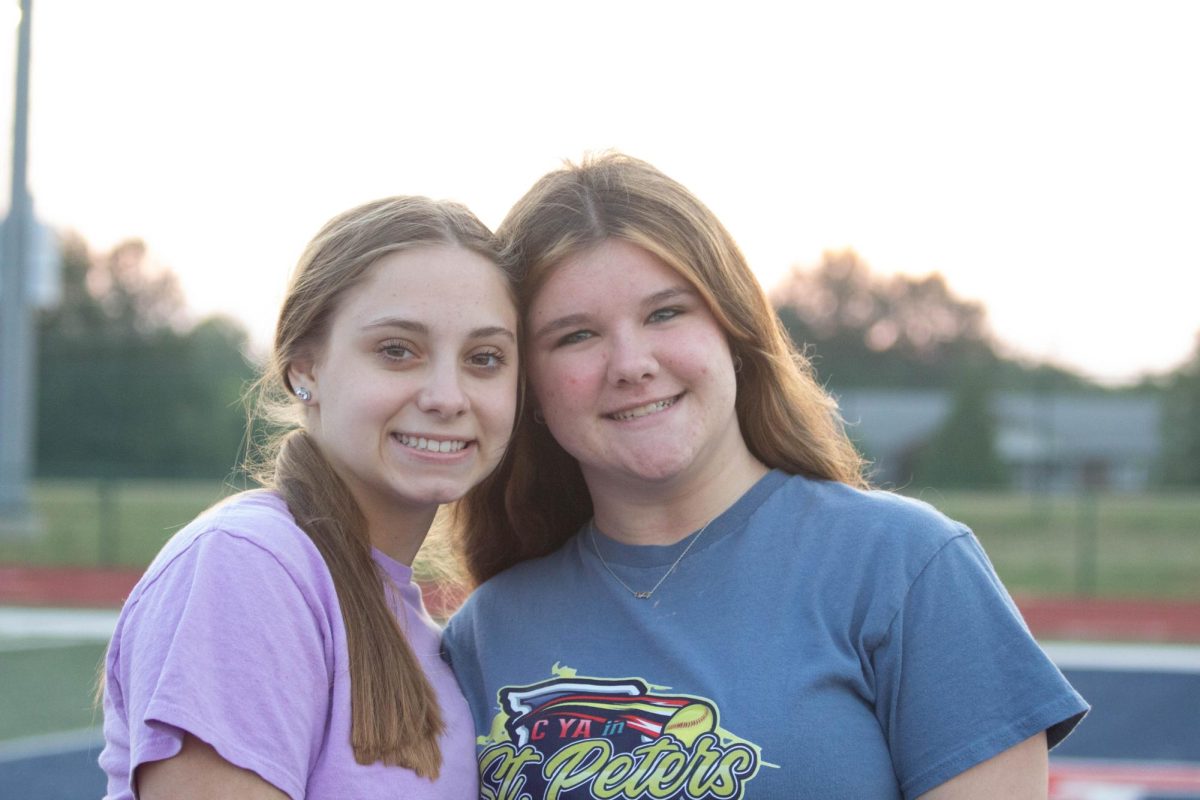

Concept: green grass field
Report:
left=0, top=479, right=236, bottom=568
left=928, top=490, right=1200, bottom=598
left=0, top=480, right=1197, bottom=747
left=0, top=640, right=107, bottom=740
left=1, top=479, right=1198, bottom=598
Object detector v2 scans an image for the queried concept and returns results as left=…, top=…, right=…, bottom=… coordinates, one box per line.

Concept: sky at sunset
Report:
left=3, top=0, right=1197, bottom=385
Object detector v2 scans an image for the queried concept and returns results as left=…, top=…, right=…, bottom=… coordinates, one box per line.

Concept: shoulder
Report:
left=157, top=490, right=313, bottom=564
left=128, top=490, right=329, bottom=608
left=448, top=539, right=580, bottom=634
left=467, top=541, right=580, bottom=605
left=764, top=473, right=969, bottom=555
left=112, top=491, right=340, bottom=668
left=749, top=474, right=976, bottom=608
left=193, top=489, right=303, bottom=544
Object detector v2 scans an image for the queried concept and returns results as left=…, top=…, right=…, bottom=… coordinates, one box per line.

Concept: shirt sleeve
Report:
left=112, top=530, right=333, bottom=800
left=870, top=531, right=1088, bottom=799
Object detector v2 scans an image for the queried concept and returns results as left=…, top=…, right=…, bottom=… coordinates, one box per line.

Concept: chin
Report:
left=406, top=481, right=474, bottom=507
left=623, top=458, right=692, bottom=484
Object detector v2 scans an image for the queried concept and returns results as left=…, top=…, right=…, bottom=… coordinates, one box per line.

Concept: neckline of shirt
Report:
left=371, top=547, right=416, bottom=586
left=580, top=469, right=791, bottom=568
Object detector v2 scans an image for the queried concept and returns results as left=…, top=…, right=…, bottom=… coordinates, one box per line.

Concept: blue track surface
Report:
left=0, top=746, right=105, bottom=800
left=1056, top=668, right=1200, bottom=762
left=2, top=650, right=1196, bottom=799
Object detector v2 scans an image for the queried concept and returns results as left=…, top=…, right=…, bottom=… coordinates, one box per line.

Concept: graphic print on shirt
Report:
left=476, top=665, right=768, bottom=799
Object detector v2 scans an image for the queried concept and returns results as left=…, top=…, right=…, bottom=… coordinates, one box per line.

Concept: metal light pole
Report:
left=0, top=0, right=35, bottom=521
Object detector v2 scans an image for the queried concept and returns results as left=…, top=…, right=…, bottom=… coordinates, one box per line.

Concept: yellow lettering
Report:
left=685, top=735, right=725, bottom=795
left=483, top=732, right=761, bottom=800
left=592, top=753, right=637, bottom=797
left=543, top=739, right=611, bottom=800
left=624, top=739, right=689, bottom=796
left=641, top=751, right=689, bottom=797
left=479, top=743, right=543, bottom=800
left=685, top=737, right=758, bottom=798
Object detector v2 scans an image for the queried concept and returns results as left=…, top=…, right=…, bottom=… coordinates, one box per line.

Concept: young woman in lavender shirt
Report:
left=100, top=197, right=519, bottom=799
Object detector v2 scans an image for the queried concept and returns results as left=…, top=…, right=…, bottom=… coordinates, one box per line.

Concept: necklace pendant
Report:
left=590, top=519, right=716, bottom=604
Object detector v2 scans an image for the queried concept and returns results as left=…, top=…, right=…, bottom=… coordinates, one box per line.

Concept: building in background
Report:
left=838, top=390, right=1163, bottom=492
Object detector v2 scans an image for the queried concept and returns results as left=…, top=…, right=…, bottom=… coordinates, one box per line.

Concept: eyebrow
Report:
left=532, top=313, right=590, bottom=342
left=646, top=287, right=692, bottom=305
left=470, top=325, right=517, bottom=341
left=532, top=286, right=695, bottom=341
left=362, top=317, right=515, bottom=342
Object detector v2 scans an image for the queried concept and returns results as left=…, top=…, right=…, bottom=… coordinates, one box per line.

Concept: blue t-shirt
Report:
left=444, top=471, right=1087, bottom=799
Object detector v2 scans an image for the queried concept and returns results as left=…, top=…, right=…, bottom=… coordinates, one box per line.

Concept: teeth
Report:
left=610, top=397, right=677, bottom=421
left=397, top=434, right=467, bottom=453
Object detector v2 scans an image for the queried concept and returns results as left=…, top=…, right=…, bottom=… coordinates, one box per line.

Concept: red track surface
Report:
left=1050, top=761, right=1200, bottom=799
left=0, top=565, right=142, bottom=608
left=2, top=564, right=1198, bottom=642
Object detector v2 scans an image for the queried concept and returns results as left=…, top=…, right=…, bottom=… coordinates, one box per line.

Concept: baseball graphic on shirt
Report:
left=489, top=674, right=764, bottom=798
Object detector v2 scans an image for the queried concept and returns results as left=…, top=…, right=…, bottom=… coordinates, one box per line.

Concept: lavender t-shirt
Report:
left=99, top=490, right=478, bottom=799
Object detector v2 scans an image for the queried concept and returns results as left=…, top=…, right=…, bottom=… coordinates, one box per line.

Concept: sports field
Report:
left=3, top=479, right=1198, bottom=598
left=3, top=612, right=1199, bottom=799
left=0, top=480, right=1197, bottom=799
left=0, top=636, right=105, bottom=740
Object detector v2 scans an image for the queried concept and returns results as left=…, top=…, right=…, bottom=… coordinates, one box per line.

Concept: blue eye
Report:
left=557, top=330, right=594, bottom=346
left=648, top=307, right=682, bottom=323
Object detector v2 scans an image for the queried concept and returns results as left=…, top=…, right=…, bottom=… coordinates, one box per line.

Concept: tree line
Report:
left=36, top=234, right=255, bottom=478
left=771, top=249, right=1198, bottom=488
left=34, top=236, right=1200, bottom=487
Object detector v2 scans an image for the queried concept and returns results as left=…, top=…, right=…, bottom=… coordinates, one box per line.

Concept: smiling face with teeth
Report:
left=527, top=239, right=762, bottom=504
left=289, top=245, right=518, bottom=548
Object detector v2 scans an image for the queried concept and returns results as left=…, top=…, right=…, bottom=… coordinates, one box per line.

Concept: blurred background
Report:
left=0, top=1, right=1197, bottom=798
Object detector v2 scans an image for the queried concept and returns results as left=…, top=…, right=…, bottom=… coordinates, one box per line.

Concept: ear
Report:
left=288, top=359, right=319, bottom=404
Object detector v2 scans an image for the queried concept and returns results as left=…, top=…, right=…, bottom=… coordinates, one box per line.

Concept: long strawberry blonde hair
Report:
left=455, top=153, right=865, bottom=586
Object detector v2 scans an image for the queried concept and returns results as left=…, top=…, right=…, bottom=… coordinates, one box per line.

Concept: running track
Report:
left=2, top=565, right=1198, bottom=799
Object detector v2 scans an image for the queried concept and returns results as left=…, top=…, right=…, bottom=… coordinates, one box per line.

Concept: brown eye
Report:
left=379, top=341, right=416, bottom=361
left=468, top=349, right=507, bottom=369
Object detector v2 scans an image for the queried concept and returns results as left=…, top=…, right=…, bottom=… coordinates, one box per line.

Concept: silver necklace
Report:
left=588, top=517, right=714, bottom=600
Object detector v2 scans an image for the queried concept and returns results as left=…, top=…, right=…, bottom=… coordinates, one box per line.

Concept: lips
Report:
left=606, top=393, right=682, bottom=421
left=394, top=433, right=470, bottom=453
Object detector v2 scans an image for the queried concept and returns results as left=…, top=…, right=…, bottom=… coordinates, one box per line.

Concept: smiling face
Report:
left=291, top=244, right=518, bottom=535
left=527, top=238, right=755, bottom=499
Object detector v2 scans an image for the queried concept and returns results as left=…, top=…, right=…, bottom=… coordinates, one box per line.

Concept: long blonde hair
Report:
left=249, top=196, right=512, bottom=777
left=456, top=153, right=866, bottom=586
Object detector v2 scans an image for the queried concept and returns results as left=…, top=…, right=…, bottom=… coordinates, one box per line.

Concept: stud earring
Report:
left=295, top=387, right=312, bottom=402
left=533, top=408, right=546, bottom=425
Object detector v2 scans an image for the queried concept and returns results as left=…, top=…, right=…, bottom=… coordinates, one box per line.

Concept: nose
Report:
left=606, top=328, right=658, bottom=386
left=416, top=361, right=470, bottom=418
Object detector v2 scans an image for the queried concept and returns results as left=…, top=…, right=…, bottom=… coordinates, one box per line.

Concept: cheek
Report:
left=351, top=379, right=403, bottom=414
left=485, top=379, right=520, bottom=429
left=530, top=352, right=605, bottom=416
left=675, top=333, right=730, bottom=381
left=529, top=360, right=568, bottom=407
left=327, top=374, right=414, bottom=429
left=534, top=375, right=590, bottom=415
left=532, top=385, right=566, bottom=417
